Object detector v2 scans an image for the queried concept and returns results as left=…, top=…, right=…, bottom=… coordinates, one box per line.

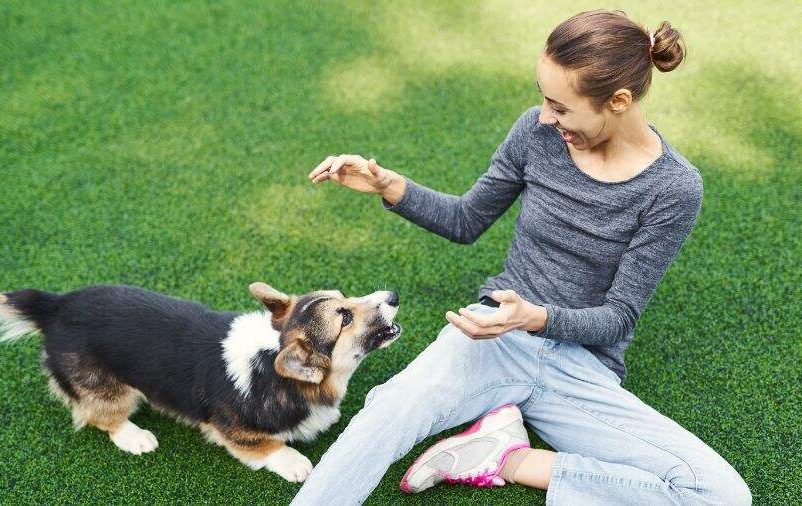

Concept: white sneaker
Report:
left=400, top=404, right=530, bottom=493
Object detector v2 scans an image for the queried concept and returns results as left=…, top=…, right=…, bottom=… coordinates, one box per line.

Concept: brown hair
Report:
left=545, top=10, right=685, bottom=109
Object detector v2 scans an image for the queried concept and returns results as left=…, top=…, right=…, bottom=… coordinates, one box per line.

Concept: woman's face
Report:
left=535, top=54, right=612, bottom=151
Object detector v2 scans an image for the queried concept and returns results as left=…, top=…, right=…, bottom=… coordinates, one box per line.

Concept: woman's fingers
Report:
left=491, top=289, right=519, bottom=303
left=308, top=154, right=357, bottom=181
left=309, top=156, right=335, bottom=180
left=309, top=154, right=377, bottom=189
left=328, top=154, right=362, bottom=173
left=329, top=155, right=347, bottom=174
left=446, top=311, right=502, bottom=339
left=457, top=307, right=502, bottom=327
left=310, top=171, right=332, bottom=184
left=309, top=155, right=360, bottom=184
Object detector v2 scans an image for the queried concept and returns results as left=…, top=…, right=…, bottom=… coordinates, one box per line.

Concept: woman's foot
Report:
left=400, top=404, right=530, bottom=493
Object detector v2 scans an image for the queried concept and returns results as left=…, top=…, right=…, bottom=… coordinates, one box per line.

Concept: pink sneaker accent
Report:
left=400, top=404, right=530, bottom=494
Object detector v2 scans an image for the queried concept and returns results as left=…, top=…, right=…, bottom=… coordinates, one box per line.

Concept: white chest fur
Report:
left=276, top=404, right=341, bottom=443
left=221, top=311, right=280, bottom=396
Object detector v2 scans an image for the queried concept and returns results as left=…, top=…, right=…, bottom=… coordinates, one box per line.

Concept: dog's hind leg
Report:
left=45, top=352, right=157, bottom=455
left=80, top=386, right=157, bottom=455
left=79, top=388, right=158, bottom=455
left=204, top=424, right=313, bottom=482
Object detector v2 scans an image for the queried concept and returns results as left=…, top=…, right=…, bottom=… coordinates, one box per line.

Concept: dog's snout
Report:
left=387, top=291, right=399, bottom=307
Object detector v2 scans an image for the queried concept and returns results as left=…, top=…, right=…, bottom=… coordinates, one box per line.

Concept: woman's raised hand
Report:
left=308, top=155, right=394, bottom=194
left=308, top=154, right=407, bottom=204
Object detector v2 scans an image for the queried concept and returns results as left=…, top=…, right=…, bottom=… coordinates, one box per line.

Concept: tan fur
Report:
left=75, top=388, right=141, bottom=432
left=44, top=352, right=142, bottom=432
left=249, top=283, right=294, bottom=323
left=273, top=299, right=297, bottom=328
left=47, top=372, right=141, bottom=431
left=274, top=328, right=332, bottom=383
left=297, top=371, right=344, bottom=405
left=203, top=423, right=286, bottom=463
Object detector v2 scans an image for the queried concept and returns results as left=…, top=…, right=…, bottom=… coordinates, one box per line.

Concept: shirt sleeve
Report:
left=383, top=108, right=537, bottom=244
left=533, top=170, right=704, bottom=345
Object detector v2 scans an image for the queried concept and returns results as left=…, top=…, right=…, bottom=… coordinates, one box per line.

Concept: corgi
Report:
left=0, top=282, right=402, bottom=482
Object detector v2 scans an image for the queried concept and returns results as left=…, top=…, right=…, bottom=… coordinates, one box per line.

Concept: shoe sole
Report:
left=399, top=404, right=526, bottom=493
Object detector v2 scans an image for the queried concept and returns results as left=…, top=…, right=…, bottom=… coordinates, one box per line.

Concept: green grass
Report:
left=1, top=0, right=800, bottom=503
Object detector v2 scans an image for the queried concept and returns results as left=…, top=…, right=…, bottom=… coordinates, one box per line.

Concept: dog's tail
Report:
left=0, top=289, right=61, bottom=342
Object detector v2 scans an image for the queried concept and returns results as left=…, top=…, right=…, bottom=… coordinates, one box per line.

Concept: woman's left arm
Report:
left=449, top=171, right=703, bottom=344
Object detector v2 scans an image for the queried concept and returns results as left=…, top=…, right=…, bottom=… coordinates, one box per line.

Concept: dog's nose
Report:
left=387, top=291, right=399, bottom=307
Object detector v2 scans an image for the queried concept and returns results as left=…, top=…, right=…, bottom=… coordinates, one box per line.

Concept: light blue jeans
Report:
left=292, top=304, right=751, bottom=505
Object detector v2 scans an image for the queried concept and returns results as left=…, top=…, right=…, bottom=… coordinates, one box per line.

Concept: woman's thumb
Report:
left=491, top=289, right=517, bottom=303
left=367, top=158, right=381, bottom=176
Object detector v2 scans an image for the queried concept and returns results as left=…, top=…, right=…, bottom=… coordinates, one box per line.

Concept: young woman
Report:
left=292, top=10, right=751, bottom=505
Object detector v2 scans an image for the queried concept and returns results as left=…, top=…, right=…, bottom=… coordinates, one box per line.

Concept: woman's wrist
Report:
left=524, top=303, right=548, bottom=332
left=380, top=171, right=407, bottom=205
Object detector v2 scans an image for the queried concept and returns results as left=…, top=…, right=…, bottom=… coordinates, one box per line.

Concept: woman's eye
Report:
left=554, top=109, right=566, bottom=115
left=339, top=309, right=353, bottom=327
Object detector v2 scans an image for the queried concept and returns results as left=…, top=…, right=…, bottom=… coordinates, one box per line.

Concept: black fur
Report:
left=5, top=285, right=316, bottom=434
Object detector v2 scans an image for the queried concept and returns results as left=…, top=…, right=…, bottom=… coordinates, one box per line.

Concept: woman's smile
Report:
left=556, top=126, right=580, bottom=145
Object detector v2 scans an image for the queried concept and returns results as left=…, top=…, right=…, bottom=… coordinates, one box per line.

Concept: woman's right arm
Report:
left=308, top=108, right=536, bottom=244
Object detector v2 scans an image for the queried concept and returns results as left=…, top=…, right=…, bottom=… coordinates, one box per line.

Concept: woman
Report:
left=293, top=10, right=751, bottom=505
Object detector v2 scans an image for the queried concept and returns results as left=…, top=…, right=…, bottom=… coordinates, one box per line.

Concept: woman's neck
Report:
left=588, top=104, right=662, bottom=161
left=570, top=106, right=663, bottom=182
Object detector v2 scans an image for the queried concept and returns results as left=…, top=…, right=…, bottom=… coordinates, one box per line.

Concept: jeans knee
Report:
left=673, top=458, right=750, bottom=505
left=704, top=465, right=751, bottom=505
left=663, top=455, right=750, bottom=505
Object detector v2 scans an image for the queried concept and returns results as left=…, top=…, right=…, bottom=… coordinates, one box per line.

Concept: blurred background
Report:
left=1, top=1, right=800, bottom=503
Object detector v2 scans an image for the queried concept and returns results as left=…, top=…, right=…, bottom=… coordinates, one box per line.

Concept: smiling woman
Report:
left=535, top=52, right=666, bottom=182
left=294, top=8, right=752, bottom=506
left=533, top=13, right=684, bottom=182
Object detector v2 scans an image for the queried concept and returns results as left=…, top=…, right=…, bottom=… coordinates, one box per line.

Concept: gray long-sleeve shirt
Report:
left=387, top=107, right=703, bottom=382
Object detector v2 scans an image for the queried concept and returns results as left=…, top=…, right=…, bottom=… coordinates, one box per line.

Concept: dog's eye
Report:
left=338, top=309, right=353, bottom=327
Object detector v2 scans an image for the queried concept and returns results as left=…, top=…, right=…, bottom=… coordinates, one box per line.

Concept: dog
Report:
left=0, top=282, right=402, bottom=482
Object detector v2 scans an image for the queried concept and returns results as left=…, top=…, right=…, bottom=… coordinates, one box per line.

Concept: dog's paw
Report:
left=110, top=421, right=159, bottom=455
left=263, top=446, right=313, bottom=482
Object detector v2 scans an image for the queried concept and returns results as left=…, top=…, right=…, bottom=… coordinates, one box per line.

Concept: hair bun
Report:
left=651, top=21, right=685, bottom=72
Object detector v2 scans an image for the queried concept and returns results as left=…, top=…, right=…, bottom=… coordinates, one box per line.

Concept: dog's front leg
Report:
left=256, top=444, right=314, bottom=482
left=212, top=427, right=313, bottom=482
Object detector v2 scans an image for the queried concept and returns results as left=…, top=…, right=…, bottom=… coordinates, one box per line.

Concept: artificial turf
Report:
left=1, top=0, right=800, bottom=503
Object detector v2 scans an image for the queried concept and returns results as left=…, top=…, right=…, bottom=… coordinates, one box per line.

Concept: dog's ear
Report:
left=249, top=282, right=292, bottom=319
left=274, top=340, right=328, bottom=384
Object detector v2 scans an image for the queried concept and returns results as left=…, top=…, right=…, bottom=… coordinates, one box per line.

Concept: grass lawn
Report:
left=1, top=0, right=800, bottom=503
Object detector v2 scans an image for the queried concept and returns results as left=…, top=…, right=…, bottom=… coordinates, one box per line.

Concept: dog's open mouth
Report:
left=373, top=323, right=403, bottom=349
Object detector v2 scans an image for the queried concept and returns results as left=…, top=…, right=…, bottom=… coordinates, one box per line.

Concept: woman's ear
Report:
left=249, top=282, right=292, bottom=319
left=274, top=340, right=329, bottom=384
left=607, top=88, right=633, bottom=114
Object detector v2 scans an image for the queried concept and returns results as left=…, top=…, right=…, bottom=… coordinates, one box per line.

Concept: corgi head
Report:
left=248, top=282, right=402, bottom=385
